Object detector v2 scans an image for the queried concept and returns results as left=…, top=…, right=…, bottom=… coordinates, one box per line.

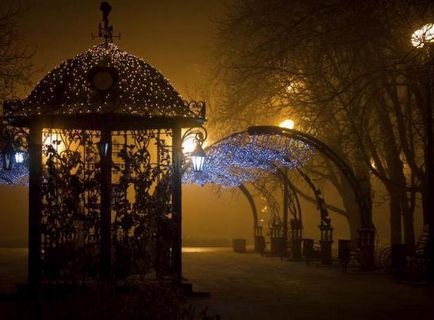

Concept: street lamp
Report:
left=181, top=126, right=207, bottom=172
left=191, top=142, right=206, bottom=172
left=279, top=119, right=295, bottom=130
left=412, top=23, right=434, bottom=279
left=411, top=23, right=434, bottom=48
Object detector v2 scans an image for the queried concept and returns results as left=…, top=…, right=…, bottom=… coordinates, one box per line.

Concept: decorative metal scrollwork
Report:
left=41, top=129, right=101, bottom=281
left=181, top=126, right=207, bottom=149
left=111, top=129, right=174, bottom=279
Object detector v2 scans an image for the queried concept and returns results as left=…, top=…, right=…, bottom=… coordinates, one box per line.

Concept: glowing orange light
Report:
left=279, top=119, right=295, bottom=130
left=182, top=139, right=196, bottom=153
left=411, top=23, right=434, bottom=48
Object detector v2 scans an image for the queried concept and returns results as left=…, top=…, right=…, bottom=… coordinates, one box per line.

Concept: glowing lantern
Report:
left=14, top=152, right=25, bottom=164
left=191, top=143, right=206, bottom=172
left=411, top=23, right=434, bottom=48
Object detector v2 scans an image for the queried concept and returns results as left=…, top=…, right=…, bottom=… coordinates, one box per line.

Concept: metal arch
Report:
left=247, top=126, right=373, bottom=229
left=276, top=168, right=303, bottom=226
left=297, top=169, right=329, bottom=225
left=251, top=179, right=280, bottom=227
left=248, top=126, right=375, bottom=269
left=238, top=183, right=259, bottom=227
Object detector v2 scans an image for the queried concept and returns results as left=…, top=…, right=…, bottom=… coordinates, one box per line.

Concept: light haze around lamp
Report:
left=191, top=142, right=206, bottom=172
left=411, top=23, right=434, bottom=48
left=279, top=119, right=295, bottom=130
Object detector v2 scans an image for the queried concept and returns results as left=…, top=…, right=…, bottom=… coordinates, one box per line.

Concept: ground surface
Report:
left=1, top=247, right=434, bottom=319
left=183, top=248, right=434, bottom=320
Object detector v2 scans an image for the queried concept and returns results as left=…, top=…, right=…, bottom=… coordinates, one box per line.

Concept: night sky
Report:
left=18, top=0, right=223, bottom=97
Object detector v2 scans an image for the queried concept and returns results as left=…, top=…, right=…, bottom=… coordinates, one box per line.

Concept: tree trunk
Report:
left=388, top=186, right=402, bottom=245
left=340, top=186, right=361, bottom=240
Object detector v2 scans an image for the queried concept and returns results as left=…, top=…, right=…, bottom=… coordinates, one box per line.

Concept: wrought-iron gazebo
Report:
left=2, top=5, right=205, bottom=286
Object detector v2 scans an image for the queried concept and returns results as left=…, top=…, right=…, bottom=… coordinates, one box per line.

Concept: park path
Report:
left=183, top=248, right=434, bottom=320
left=1, top=248, right=434, bottom=319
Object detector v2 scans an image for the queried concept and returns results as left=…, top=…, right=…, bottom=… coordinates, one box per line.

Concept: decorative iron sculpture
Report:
left=40, top=129, right=102, bottom=280
left=111, top=129, right=174, bottom=278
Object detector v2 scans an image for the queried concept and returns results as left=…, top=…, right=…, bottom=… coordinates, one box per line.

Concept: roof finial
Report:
left=92, top=1, right=120, bottom=44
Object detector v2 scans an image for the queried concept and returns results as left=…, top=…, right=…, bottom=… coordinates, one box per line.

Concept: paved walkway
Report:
left=1, top=248, right=434, bottom=319
left=183, top=248, right=434, bottom=320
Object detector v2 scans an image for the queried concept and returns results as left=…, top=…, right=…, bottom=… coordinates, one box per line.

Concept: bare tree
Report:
left=0, top=2, right=34, bottom=107
left=212, top=0, right=433, bottom=249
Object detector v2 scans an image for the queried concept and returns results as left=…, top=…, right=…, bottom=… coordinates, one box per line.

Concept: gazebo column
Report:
left=28, top=123, right=43, bottom=287
left=172, top=126, right=183, bottom=284
left=100, top=128, right=112, bottom=281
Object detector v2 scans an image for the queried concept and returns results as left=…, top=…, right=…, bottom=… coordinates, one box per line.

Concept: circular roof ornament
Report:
left=88, top=66, right=119, bottom=92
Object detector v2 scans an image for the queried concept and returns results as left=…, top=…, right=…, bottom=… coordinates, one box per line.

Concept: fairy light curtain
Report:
left=183, top=131, right=314, bottom=188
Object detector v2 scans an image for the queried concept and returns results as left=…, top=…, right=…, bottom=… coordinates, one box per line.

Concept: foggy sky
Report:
left=0, top=0, right=405, bottom=248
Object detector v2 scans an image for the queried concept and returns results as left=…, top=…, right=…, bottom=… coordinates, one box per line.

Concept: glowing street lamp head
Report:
left=411, top=23, right=434, bottom=48
left=279, top=119, right=295, bottom=130
left=191, top=143, right=206, bottom=172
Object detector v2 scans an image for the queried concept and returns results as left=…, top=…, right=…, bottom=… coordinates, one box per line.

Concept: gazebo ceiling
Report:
left=4, top=43, right=204, bottom=123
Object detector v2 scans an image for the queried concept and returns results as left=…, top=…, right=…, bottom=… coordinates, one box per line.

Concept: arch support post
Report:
left=254, top=226, right=265, bottom=254
left=269, top=224, right=283, bottom=255
left=319, top=224, right=333, bottom=265
left=290, top=219, right=303, bottom=260
left=358, top=228, right=376, bottom=270
left=238, top=184, right=265, bottom=254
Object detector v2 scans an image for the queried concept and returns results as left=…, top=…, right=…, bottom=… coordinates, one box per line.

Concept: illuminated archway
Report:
left=184, top=126, right=375, bottom=270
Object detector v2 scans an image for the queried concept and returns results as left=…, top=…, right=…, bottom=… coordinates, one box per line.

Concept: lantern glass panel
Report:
left=192, top=154, right=205, bottom=172
left=15, top=152, right=25, bottom=164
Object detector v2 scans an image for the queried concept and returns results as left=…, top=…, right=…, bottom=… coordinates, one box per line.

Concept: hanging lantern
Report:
left=191, top=142, right=206, bottom=172
left=2, top=152, right=13, bottom=170
left=2, top=142, right=15, bottom=170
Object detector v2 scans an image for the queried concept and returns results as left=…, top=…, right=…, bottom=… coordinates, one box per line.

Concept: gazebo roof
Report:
left=4, top=43, right=204, bottom=126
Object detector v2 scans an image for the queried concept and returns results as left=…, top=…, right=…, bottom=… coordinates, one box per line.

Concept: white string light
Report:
left=183, top=132, right=314, bottom=188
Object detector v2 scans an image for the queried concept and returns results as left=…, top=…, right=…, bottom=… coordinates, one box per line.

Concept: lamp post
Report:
left=412, top=24, right=434, bottom=278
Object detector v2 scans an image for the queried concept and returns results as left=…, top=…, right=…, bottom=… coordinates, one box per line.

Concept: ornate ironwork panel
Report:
left=111, top=129, right=173, bottom=280
left=40, top=129, right=101, bottom=281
